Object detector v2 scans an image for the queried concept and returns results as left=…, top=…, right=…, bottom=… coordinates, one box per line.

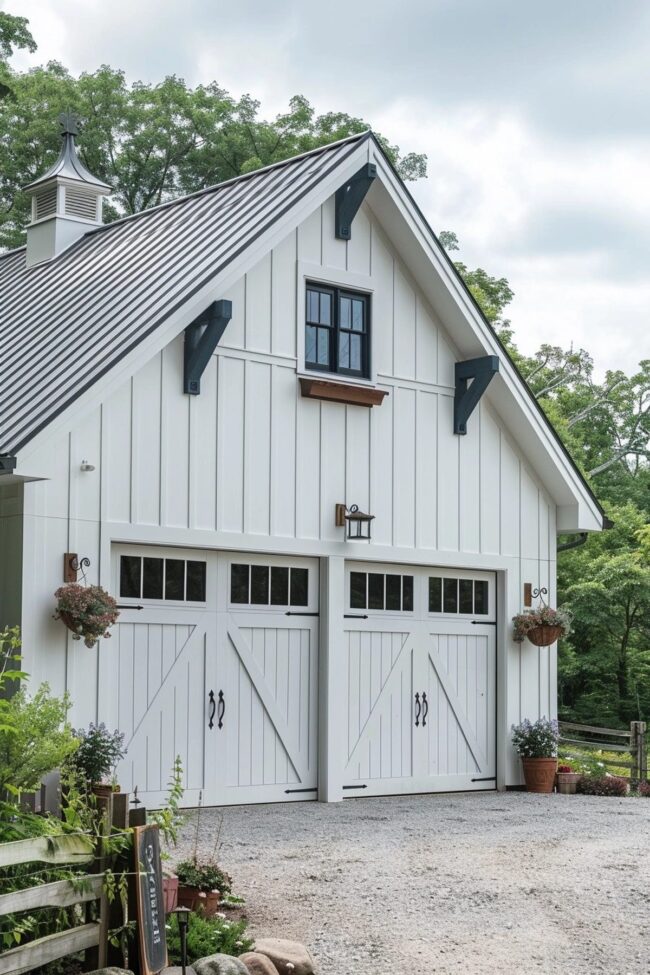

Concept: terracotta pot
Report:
left=162, top=873, right=179, bottom=913
left=522, top=757, right=558, bottom=793
left=527, top=625, right=564, bottom=647
left=556, top=771, right=581, bottom=795
left=177, top=884, right=221, bottom=916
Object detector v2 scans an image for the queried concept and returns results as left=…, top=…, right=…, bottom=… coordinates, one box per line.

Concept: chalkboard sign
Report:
left=133, top=825, right=168, bottom=975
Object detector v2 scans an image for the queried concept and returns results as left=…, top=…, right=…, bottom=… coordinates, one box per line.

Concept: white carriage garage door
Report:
left=342, top=562, right=496, bottom=796
left=109, top=549, right=319, bottom=808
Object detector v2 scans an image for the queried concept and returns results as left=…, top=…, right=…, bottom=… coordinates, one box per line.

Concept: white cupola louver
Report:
left=23, top=111, right=111, bottom=267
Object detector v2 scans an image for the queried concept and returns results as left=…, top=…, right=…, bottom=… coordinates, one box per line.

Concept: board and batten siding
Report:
left=16, top=194, right=557, bottom=785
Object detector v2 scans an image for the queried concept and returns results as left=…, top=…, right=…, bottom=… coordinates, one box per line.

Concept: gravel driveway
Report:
left=175, top=792, right=649, bottom=975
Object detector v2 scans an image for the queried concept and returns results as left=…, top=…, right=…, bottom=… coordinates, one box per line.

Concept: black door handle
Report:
left=217, top=690, right=225, bottom=729
left=414, top=692, right=421, bottom=727
left=422, top=691, right=428, bottom=727
left=208, top=690, right=216, bottom=730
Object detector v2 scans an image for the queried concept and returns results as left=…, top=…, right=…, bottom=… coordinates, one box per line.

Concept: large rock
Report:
left=194, top=955, right=250, bottom=975
left=254, top=939, right=315, bottom=975
left=239, top=952, right=280, bottom=975
left=86, top=970, right=134, bottom=975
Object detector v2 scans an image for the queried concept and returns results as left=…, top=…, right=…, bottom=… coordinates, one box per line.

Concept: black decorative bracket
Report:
left=0, top=455, right=16, bottom=474
left=454, top=355, right=500, bottom=435
left=183, top=299, right=232, bottom=395
left=335, top=163, right=377, bottom=240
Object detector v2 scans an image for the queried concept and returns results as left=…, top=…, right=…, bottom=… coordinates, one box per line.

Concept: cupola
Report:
left=23, top=111, right=111, bottom=267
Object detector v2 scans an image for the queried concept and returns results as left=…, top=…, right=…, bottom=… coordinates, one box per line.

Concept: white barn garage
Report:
left=0, top=124, right=604, bottom=806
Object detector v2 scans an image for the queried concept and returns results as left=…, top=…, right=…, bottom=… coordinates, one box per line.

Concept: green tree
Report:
left=0, top=46, right=427, bottom=248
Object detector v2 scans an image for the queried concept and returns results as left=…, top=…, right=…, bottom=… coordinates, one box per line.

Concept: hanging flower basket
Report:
left=512, top=606, right=571, bottom=646
left=54, top=583, right=120, bottom=648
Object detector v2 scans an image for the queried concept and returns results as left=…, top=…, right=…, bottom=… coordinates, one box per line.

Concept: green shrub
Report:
left=0, top=684, right=78, bottom=796
left=577, top=775, right=628, bottom=797
left=66, top=723, right=126, bottom=785
left=166, top=911, right=252, bottom=964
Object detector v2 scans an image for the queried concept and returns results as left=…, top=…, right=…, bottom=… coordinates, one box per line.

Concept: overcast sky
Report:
left=7, top=0, right=650, bottom=374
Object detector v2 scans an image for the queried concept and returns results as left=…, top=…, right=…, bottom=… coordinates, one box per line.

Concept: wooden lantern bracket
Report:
left=63, top=552, right=90, bottom=583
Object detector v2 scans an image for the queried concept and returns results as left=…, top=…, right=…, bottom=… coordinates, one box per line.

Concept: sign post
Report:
left=133, top=825, right=168, bottom=975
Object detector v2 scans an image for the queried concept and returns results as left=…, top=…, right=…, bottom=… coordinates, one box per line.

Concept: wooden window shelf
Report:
left=299, top=377, right=388, bottom=408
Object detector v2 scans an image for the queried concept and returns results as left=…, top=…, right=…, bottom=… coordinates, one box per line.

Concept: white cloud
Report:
left=4, top=0, right=650, bottom=374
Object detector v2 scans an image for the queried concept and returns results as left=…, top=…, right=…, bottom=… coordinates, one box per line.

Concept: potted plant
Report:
left=511, top=717, right=559, bottom=793
left=176, top=858, right=233, bottom=916
left=556, top=764, right=581, bottom=795
left=175, top=799, right=231, bottom=916
left=67, top=722, right=126, bottom=797
left=54, top=583, right=119, bottom=648
left=512, top=605, right=571, bottom=647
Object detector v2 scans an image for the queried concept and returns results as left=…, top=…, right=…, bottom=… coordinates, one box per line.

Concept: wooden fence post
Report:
left=630, top=722, right=647, bottom=790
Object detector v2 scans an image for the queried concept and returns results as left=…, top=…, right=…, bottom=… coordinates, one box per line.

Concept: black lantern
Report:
left=335, top=503, right=375, bottom=541
left=173, top=906, right=192, bottom=975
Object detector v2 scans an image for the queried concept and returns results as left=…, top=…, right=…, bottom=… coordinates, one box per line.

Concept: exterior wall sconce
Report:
left=335, top=503, right=375, bottom=541
left=80, top=460, right=95, bottom=471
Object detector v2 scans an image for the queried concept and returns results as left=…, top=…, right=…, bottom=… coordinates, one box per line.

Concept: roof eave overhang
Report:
left=366, top=145, right=603, bottom=534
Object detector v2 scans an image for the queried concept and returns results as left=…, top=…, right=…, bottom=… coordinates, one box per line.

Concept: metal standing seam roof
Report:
left=0, top=132, right=369, bottom=456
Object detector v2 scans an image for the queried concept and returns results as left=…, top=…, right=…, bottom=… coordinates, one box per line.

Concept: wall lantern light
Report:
left=335, top=503, right=375, bottom=541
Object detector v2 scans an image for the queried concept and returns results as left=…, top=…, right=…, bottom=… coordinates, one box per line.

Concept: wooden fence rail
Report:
left=559, top=720, right=647, bottom=787
left=0, top=831, right=107, bottom=975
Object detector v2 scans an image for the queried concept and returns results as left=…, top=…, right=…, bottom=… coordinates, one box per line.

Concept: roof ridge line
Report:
left=83, top=129, right=372, bottom=239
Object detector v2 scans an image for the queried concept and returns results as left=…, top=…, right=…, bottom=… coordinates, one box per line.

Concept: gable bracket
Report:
left=183, top=299, right=232, bottom=395
left=454, top=355, right=500, bottom=435
left=335, top=163, right=377, bottom=240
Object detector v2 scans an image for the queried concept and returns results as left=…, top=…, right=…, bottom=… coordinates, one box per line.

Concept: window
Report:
left=305, top=283, right=369, bottom=378
left=428, top=577, right=489, bottom=615
left=119, top=555, right=206, bottom=602
left=230, top=564, right=309, bottom=607
left=350, top=571, right=414, bottom=612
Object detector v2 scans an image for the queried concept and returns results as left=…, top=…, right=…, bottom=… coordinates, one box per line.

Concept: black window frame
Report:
left=305, top=282, right=370, bottom=379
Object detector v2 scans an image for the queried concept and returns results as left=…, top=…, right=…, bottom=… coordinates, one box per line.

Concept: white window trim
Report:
left=296, top=260, right=377, bottom=386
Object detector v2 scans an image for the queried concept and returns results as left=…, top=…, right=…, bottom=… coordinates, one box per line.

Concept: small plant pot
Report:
left=177, top=885, right=221, bottom=916
left=527, top=625, right=564, bottom=647
left=522, top=757, right=558, bottom=793
left=162, top=873, right=179, bottom=914
left=556, top=771, right=581, bottom=795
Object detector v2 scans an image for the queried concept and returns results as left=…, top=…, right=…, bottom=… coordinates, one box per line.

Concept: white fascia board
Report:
left=366, top=148, right=603, bottom=533
left=15, top=141, right=373, bottom=474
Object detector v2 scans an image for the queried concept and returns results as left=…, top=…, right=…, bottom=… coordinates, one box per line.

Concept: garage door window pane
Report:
left=231, top=564, right=249, bottom=603
left=120, top=556, right=141, bottom=598
left=251, top=565, right=269, bottom=604
left=271, top=566, right=289, bottom=605
left=402, top=575, right=414, bottom=612
left=428, top=577, right=442, bottom=613
left=368, top=573, right=384, bottom=610
left=187, top=561, right=206, bottom=602
left=143, top=558, right=163, bottom=600
left=459, top=579, right=473, bottom=614
left=386, top=575, right=401, bottom=611
left=165, top=560, right=185, bottom=601
left=290, top=568, right=309, bottom=606
left=443, top=578, right=458, bottom=613
left=474, top=580, right=488, bottom=615
left=350, top=572, right=366, bottom=608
